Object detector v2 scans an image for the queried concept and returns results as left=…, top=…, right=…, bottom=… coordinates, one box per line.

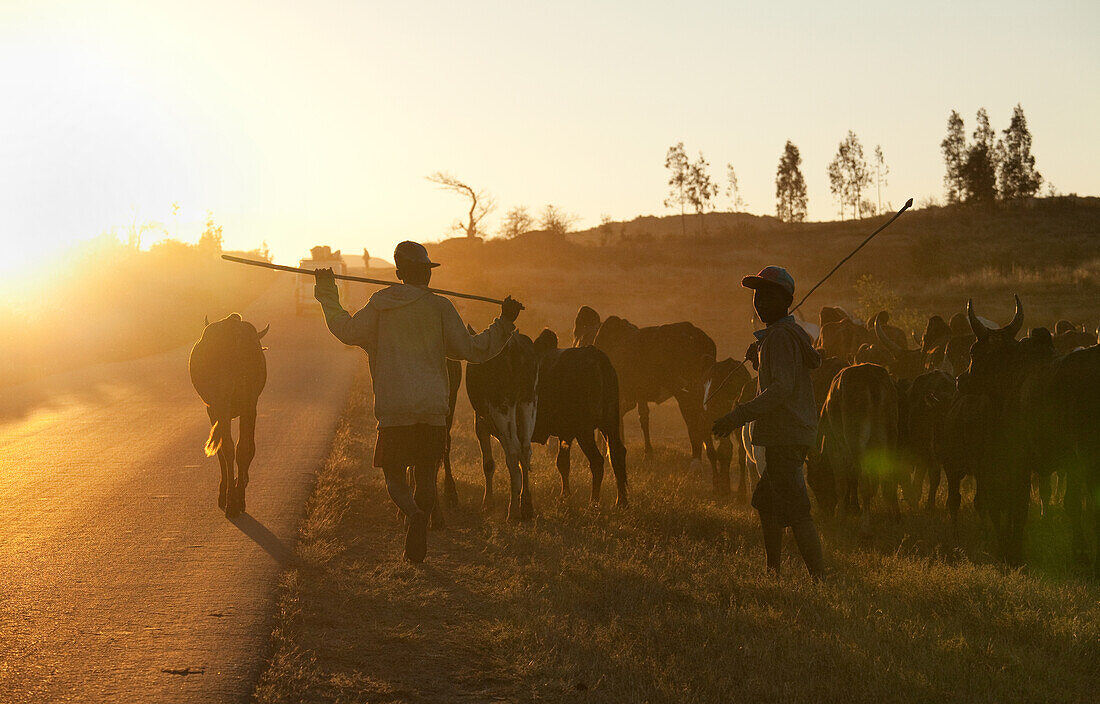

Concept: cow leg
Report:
left=857, top=477, right=874, bottom=537
left=1063, top=468, right=1088, bottom=563
left=637, top=402, right=653, bottom=459
left=490, top=408, right=525, bottom=523
left=442, top=430, right=459, bottom=509
left=235, top=407, right=257, bottom=515
left=946, top=466, right=963, bottom=538
left=925, top=460, right=942, bottom=513
left=1087, top=461, right=1100, bottom=579
left=207, top=408, right=229, bottom=510
left=474, top=415, right=496, bottom=511
left=734, top=432, right=748, bottom=498
left=516, top=400, right=536, bottom=521
left=576, top=430, right=605, bottom=506
left=704, top=436, right=719, bottom=491
left=604, top=426, right=629, bottom=508
left=713, top=436, right=734, bottom=497
left=555, top=440, right=573, bottom=499
left=1036, top=472, right=1053, bottom=518
left=218, top=418, right=239, bottom=518
left=675, top=393, right=705, bottom=475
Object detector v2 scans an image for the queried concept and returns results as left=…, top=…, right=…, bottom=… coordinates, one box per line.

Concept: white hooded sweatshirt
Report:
left=315, top=279, right=514, bottom=427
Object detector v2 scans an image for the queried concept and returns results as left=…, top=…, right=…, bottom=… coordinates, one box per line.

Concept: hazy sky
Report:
left=1, top=0, right=1097, bottom=270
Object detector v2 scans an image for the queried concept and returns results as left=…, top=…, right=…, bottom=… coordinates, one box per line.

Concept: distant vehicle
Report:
left=295, top=246, right=347, bottom=315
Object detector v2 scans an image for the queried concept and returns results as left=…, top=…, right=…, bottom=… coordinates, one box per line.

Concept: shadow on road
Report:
left=231, top=513, right=294, bottom=565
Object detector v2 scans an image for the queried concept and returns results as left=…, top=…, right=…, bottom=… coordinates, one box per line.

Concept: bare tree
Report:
left=427, top=171, right=496, bottom=238
left=540, top=204, right=579, bottom=237
left=498, top=206, right=534, bottom=239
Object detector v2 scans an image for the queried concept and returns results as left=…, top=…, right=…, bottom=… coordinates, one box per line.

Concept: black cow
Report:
left=533, top=330, right=628, bottom=507
left=961, top=296, right=1100, bottom=570
left=899, top=370, right=955, bottom=510
left=586, top=309, right=716, bottom=471
left=465, top=331, right=538, bottom=521
left=933, top=387, right=993, bottom=531
left=189, top=314, right=269, bottom=517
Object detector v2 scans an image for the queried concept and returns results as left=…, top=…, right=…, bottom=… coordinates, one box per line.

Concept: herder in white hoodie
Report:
left=314, top=241, right=522, bottom=562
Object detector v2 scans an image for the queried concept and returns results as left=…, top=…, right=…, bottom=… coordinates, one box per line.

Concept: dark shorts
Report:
left=373, top=424, right=447, bottom=469
left=751, top=445, right=812, bottom=526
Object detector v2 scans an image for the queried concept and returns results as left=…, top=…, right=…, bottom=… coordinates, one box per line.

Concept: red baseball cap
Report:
left=741, top=266, right=795, bottom=298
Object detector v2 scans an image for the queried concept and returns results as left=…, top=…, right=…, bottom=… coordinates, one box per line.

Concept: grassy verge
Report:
left=254, top=366, right=1099, bottom=704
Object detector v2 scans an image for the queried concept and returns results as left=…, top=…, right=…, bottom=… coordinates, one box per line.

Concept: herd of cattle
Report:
left=189, top=297, right=1100, bottom=577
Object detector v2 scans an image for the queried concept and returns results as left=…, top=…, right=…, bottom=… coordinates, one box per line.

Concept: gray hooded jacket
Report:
left=730, top=315, right=822, bottom=447
left=315, top=279, right=514, bottom=427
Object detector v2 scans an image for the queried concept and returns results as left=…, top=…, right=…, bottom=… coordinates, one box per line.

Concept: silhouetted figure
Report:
left=189, top=314, right=270, bottom=517
left=712, top=267, right=825, bottom=579
left=314, top=241, right=522, bottom=563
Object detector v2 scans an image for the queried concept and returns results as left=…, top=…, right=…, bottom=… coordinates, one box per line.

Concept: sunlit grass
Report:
left=253, top=366, right=1099, bottom=704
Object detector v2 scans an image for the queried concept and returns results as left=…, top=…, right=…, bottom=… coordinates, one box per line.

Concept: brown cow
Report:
left=817, top=316, right=873, bottom=362
left=585, top=309, right=717, bottom=471
left=189, top=314, right=269, bottom=517
left=701, top=357, right=755, bottom=497
left=809, top=363, right=901, bottom=533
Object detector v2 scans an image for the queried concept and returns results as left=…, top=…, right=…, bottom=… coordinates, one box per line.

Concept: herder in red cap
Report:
left=712, top=266, right=825, bottom=579
left=314, top=241, right=523, bottom=563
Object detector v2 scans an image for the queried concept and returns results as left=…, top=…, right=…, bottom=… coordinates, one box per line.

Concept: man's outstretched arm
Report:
left=441, top=295, right=522, bottom=363
left=314, top=268, right=377, bottom=348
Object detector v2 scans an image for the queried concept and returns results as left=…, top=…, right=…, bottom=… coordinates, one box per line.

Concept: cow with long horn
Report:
left=959, top=295, right=1100, bottom=573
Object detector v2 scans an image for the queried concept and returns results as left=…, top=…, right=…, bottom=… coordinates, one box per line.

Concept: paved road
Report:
left=0, top=279, right=361, bottom=702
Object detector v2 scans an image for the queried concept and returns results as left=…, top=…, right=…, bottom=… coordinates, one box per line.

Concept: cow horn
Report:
left=257, top=324, right=270, bottom=340
left=998, top=294, right=1024, bottom=338
left=967, top=300, right=990, bottom=340
left=204, top=315, right=210, bottom=327
left=874, top=317, right=900, bottom=355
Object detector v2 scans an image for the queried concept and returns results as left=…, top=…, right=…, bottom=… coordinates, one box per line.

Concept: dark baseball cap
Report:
left=393, top=240, right=440, bottom=268
left=741, top=266, right=795, bottom=298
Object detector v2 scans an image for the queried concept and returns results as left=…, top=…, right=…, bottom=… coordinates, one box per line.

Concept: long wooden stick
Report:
left=705, top=197, right=913, bottom=408
left=221, top=254, right=506, bottom=305
left=790, top=197, right=913, bottom=314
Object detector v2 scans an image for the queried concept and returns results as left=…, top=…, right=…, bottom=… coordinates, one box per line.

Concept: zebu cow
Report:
left=533, top=330, right=629, bottom=507
left=809, top=363, right=900, bottom=532
left=899, top=370, right=955, bottom=510
left=1052, top=325, right=1097, bottom=355
left=465, top=331, right=538, bottom=521
left=817, top=316, right=873, bottom=362
left=572, top=306, right=602, bottom=347
left=933, top=386, right=993, bottom=530
left=701, top=357, right=755, bottom=496
left=962, top=298, right=1100, bottom=572
left=189, top=314, right=269, bottom=517
left=585, top=309, right=716, bottom=470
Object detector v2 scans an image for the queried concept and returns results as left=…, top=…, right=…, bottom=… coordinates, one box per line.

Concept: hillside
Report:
left=423, top=197, right=1100, bottom=358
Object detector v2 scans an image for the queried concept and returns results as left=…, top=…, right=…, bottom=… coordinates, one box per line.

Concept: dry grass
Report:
left=253, top=365, right=1100, bottom=704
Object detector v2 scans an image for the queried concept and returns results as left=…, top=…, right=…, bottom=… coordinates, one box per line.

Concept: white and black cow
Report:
left=465, top=330, right=539, bottom=521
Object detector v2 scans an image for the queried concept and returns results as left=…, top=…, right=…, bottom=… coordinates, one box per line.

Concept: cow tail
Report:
left=205, top=420, right=223, bottom=457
